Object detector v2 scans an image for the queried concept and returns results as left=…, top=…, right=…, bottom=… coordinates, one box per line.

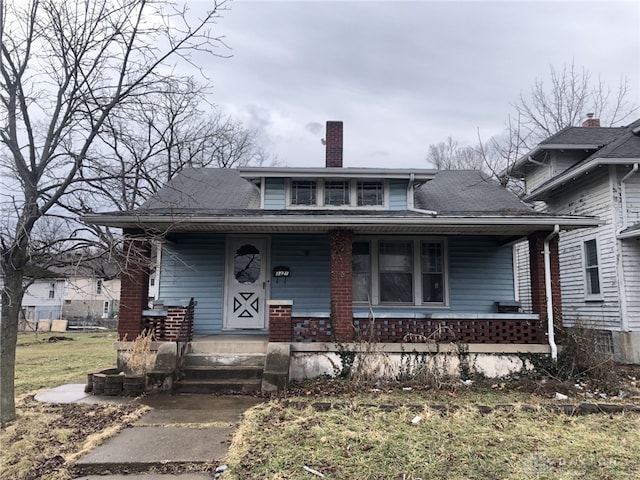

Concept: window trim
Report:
left=353, top=236, right=449, bottom=307
left=583, top=236, right=603, bottom=301
left=286, top=179, right=389, bottom=209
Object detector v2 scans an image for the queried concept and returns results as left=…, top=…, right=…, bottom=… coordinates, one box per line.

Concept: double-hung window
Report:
left=324, top=181, right=350, bottom=206
left=357, top=181, right=384, bottom=206
left=584, top=239, right=601, bottom=298
left=353, top=238, right=447, bottom=306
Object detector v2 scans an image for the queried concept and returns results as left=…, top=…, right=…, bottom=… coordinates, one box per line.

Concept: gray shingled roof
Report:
left=141, top=168, right=260, bottom=210
left=415, top=170, right=533, bottom=214
left=540, top=126, right=626, bottom=146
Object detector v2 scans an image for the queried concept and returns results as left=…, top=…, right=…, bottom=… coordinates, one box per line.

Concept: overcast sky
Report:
left=194, top=0, right=640, bottom=169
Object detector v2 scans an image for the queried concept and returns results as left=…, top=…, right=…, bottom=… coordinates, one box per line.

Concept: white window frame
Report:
left=286, top=179, right=389, bottom=209
left=353, top=236, right=449, bottom=307
left=583, top=236, right=603, bottom=301
left=96, top=278, right=103, bottom=295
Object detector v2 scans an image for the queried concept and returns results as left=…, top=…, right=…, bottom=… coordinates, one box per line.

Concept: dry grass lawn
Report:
left=1, top=331, right=148, bottom=480
left=226, top=392, right=640, bottom=480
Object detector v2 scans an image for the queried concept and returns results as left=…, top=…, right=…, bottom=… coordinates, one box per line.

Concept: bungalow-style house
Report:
left=86, top=121, right=599, bottom=391
left=509, top=115, right=640, bottom=364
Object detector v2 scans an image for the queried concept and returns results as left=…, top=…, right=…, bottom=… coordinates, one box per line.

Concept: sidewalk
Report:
left=35, top=384, right=264, bottom=478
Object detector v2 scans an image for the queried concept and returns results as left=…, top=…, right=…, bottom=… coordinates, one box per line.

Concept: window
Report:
left=352, top=242, right=371, bottom=302
left=584, top=239, right=601, bottom=297
left=291, top=180, right=316, bottom=205
left=96, top=279, right=103, bottom=294
left=48, top=282, right=56, bottom=299
left=379, top=241, right=413, bottom=303
left=357, top=181, right=384, bottom=206
left=324, top=181, right=350, bottom=206
left=353, top=238, right=447, bottom=306
left=422, top=242, right=444, bottom=303
left=103, top=301, right=110, bottom=317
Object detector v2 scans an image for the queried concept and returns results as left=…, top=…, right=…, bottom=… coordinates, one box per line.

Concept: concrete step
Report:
left=181, top=365, right=263, bottom=381
left=188, top=339, right=268, bottom=355
left=182, top=353, right=266, bottom=367
left=174, top=378, right=262, bottom=394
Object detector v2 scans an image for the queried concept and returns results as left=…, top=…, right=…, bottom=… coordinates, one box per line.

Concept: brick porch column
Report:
left=118, top=231, right=151, bottom=340
left=528, top=231, right=562, bottom=333
left=330, top=230, right=354, bottom=342
left=268, top=300, right=293, bottom=342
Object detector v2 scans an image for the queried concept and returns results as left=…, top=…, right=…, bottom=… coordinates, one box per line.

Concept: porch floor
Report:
left=192, top=334, right=269, bottom=343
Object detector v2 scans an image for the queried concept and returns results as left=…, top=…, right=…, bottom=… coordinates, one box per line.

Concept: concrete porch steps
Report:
left=174, top=336, right=267, bottom=394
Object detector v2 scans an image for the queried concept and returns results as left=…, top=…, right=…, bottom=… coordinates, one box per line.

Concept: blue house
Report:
left=87, top=121, right=599, bottom=389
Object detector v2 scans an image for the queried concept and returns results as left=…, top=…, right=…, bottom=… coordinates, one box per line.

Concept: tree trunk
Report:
left=0, top=264, right=24, bottom=423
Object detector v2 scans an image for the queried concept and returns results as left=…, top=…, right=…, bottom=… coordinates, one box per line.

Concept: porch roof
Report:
left=84, top=209, right=599, bottom=237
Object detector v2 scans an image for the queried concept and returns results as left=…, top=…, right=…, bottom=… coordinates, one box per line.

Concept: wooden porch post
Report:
left=528, top=231, right=563, bottom=335
left=330, top=230, right=354, bottom=342
left=118, top=230, right=151, bottom=340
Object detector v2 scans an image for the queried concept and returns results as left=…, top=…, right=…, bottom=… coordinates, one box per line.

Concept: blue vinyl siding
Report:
left=264, top=178, right=285, bottom=209
left=389, top=179, right=408, bottom=210
left=448, top=236, right=515, bottom=312
left=159, top=234, right=225, bottom=334
left=270, top=234, right=331, bottom=312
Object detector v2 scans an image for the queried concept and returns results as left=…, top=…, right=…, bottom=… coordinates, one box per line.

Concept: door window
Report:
left=234, top=244, right=261, bottom=284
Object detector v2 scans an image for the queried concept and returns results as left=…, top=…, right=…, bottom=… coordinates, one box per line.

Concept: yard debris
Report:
left=599, top=393, right=608, bottom=399
left=555, top=392, right=568, bottom=401
left=618, top=390, right=628, bottom=399
left=411, top=415, right=422, bottom=424
left=303, top=465, right=325, bottom=477
left=213, top=464, right=228, bottom=479
left=402, top=387, right=413, bottom=391
left=461, top=379, right=473, bottom=387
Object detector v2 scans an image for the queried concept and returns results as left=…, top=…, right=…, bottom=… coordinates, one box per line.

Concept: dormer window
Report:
left=291, top=180, right=316, bottom=205
left=287, top=179, right=388, bottom=208
left=357, top=181, right=384, bottom=206
left=324, top=181, right=350, bottom=206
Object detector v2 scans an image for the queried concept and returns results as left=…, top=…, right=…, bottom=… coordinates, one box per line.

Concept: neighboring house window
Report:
left=291, top=180, right=317, bottom=205
left=96, top=279, right=103, bottom=294
left=354, top=238, right=446, bottom=306
left=103, top=301, right=110, bottom=318
left=357, top=181, right=384, bottom=206
left=584, top=239, right=601, bottom=297
left=352, top=242, right=371, bottom=302
left=64, top=300, right=72, bottom=305
left=49, top=282, right=56, bottom=299
left=325, top=181, right=350, bottom=206
left=150, top=277, right=155, bottom=286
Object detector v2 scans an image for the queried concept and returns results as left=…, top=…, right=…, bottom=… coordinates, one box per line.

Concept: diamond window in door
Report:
left=233, top=292, right=260, bottom=318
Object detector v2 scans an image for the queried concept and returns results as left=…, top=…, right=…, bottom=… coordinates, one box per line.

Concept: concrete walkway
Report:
left=35, top=384, right=263, bottom=479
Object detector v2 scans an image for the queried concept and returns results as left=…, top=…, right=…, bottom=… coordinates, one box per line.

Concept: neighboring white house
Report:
left=62, top=275, right=121, bottom=323
left=510, top=115, right=640, bottom=364
left=19, top=277, right=67, bottom=328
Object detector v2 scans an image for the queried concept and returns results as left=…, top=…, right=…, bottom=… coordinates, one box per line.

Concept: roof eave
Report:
left=238, top=167, right=437, bottom=180
left=524, top=157, right=640, bottom=201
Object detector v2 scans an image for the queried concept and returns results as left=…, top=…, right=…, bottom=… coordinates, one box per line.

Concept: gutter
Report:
left=544, top=224, right=560, bottom=361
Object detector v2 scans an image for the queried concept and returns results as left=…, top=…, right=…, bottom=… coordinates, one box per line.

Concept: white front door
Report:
left=225, top=237, right=268, bottom=329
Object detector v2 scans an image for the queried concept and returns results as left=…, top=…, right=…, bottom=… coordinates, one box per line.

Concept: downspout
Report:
left=620, top=163, right=639, bottom=231
left=544, top=225, right=560, bottom=360
left=618, top=163, right=638, bottom=333
left=408, top=172, right=438, bottom=216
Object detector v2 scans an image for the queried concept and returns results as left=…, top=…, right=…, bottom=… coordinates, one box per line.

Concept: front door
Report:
left=225, top=237, right=268, bottom=329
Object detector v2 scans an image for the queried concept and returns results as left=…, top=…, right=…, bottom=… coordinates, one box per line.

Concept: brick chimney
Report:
left=325, top=121, right=343, bottom=168
left=582, top=113, right=600, bottom=128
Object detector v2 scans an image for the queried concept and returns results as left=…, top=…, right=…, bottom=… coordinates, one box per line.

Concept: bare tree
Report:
left=426, top=63, right=637, bottom=194
left=514, top=62, right=637, bottom=148
left=0, top=0, right=228, bottom=423
left=426, top=136, right=484, bottom=170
